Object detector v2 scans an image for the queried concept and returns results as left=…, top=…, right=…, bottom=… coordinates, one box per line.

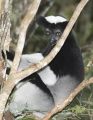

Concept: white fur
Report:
left=48, top=75, right=79, bottom=105
left=38, top=66, right=57, bottom=86
left=7, top=53, right=44, bottom=71
left=18, top=53, right=44, bottom=71
left=8, top=75, right=79, bottom=118
left=7, top=59, right=12, bottom=67
left=45, top=16, right=67, bottom=24
left=18, top=53, right=57, bottom=86
left=8, top=82, right=54, bottom=117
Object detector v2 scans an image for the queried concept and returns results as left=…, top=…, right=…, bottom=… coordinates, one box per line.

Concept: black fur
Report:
left=42, top=32, right=84, bottom=82
left=37, top=16, right=84, bottom=82
left=36, top=16, right=50, bottom=27
left=28, top=73, right=54, bottom=97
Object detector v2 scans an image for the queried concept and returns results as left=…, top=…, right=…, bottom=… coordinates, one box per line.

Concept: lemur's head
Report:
left=36, top=16, right=68, bottom=45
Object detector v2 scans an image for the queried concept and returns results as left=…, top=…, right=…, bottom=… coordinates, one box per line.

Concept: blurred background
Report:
left=10, top=0, right=93, bottom=119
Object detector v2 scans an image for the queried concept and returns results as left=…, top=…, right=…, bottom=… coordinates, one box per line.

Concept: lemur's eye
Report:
left=56, top=32, right=61, bottom=36
left=45, top=28, right=51, bottom=35
left=46, top=31, right=50, bottom=35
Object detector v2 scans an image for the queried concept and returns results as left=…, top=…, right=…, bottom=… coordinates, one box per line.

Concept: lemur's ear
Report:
left=36, top=16, right=50, bottom=27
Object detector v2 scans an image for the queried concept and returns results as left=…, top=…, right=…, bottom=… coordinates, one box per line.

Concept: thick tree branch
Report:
left=0, top=0, right=4, bottom=87
left=0, top=0, right=12, bottom=87
left=0, top=0, right=4, bottom=16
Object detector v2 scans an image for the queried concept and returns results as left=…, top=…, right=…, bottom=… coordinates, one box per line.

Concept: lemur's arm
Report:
left=18, top=53, right=44, bottom=71
left=2, top=50, right=44, bottom=72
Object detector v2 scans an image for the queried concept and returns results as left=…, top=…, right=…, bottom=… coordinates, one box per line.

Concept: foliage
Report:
left=18, top=116, right=35, bottom=120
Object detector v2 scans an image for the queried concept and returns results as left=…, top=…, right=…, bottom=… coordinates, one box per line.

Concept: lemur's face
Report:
left=44, top=26, right=62, bottom=46
left=36, top=15, right=68, bottom=46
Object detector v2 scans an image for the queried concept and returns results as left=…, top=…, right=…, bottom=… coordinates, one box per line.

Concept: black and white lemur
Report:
left=4, top=16, right=84, bottom=117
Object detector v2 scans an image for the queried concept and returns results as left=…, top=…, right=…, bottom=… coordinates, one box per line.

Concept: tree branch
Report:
left=0, top=0, right=4, bottom=16
left=10, top=0, right=41, bottom=74
left=43, top=78, right=93, bottom=120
